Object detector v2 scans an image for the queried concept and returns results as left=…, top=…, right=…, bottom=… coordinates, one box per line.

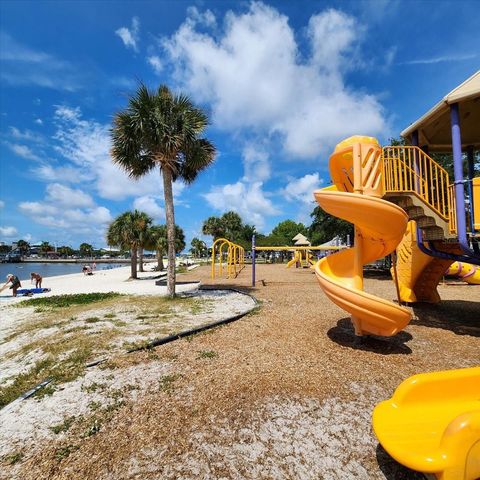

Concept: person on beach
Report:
left=30, top=272, right=43, bottom=288
left=0, top=274, right=22, bottom=297
left=82, top=265, right=93, bottom=275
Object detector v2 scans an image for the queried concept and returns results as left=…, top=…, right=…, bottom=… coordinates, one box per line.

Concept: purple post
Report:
left=450, top=103, right=476, bottom=257
left=467, top=146, right=476, bottom=233
left=251, top=234, right=256, bottom=287
left=411, top=129, right=419, bottom=147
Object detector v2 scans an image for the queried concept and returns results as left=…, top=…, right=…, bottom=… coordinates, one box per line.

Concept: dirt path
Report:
left=4, top=264, right=479, bottom=480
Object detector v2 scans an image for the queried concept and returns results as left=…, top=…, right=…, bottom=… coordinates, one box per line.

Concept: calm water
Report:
left=0, top=262, right=124, bottom=282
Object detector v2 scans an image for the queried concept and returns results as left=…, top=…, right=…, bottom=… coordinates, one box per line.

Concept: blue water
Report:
left=0, top=262, right=124, bottom=282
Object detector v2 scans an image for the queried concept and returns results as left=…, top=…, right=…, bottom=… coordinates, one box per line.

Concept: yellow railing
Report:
left=382, top=146, right=452, bottom=222
left=448, top=184, right=457, bottom=234
left=211, top=238, right=245, bottom=279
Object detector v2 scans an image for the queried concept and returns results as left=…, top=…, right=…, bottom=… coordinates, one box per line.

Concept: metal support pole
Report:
left=467, top=146, right=475, bottom=234
left=450, top=103, right=478, bottom=260
left=251, top=234, right=256, bottom=287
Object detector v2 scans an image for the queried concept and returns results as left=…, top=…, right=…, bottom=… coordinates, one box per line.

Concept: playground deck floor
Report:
left=13, top=264, right=480, bottom=480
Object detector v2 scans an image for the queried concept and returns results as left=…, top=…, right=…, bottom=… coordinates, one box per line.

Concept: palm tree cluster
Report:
left=106, top=210, right=185, bottom=279
left=111, top=83, right=216, bottom=296
left=202, top=211, right=255, bottom=249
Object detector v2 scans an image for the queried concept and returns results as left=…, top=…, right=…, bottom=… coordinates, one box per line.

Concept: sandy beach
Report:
left=0, top=265, right=200, bottom=305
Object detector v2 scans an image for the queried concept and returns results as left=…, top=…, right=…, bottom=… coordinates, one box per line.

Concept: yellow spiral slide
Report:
left=313, top=136, right=412, bottom=336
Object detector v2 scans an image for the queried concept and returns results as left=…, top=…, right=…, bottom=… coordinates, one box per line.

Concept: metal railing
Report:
left=382, top=146, right=452, bottom=223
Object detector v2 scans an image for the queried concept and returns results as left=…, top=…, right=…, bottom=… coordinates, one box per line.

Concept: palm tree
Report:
left=16, top=239, right=30, bottom=256
left=202, top=216, right=225, bottom=240
left=191, top=237, right=207, bottom=258
left=111, top=84, right=216, bottom=297
left=40, top=241, right=52, bottom=257
left=79, top=242, right=93, bottom=258
left=146, top=224, right=186, bottom=271
left=106, top=210, right=152, bottom=279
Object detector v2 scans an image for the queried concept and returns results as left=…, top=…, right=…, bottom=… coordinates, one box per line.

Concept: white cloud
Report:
left=204, top=181, right=279, bottom=230
left=133, top=195, right=165, bottom=220
left=9, top=126, right=43, bottom=143
left=401, top=53, right=478, bottom=65
left=162, top=3, right=387, bottom=158
left=52, top=105, right=161, bottom=200
left=242, top=145, right=271, bottom=182
left=0, top=200, right=5, bottom=208
left=33, top=164, right=93, bottom=184
left=0, top=226, right=17, bottom=237
left=0, top=32, right=82, bottom=91
left=45, top=183, right=94, bottom=208
left=18, top=199, right=112, bottom=231
left=283, top=173, right=323, bottom=204
left=6, top=143, right=40, bottom=160
left=115, top=17, right=140, bottom=52
left=186, top=6, right=217, bottom=27
left=35, top=118, right=43, bottom=125
left=147, top=55, right=163, bottom=74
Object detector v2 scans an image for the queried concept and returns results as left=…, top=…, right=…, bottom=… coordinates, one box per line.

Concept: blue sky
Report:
left=0, top=0, right=478, bottom=250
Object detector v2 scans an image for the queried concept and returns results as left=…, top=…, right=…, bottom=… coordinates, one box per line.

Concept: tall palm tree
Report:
left=106, top=210, right=152, bottom=279
left=111, top=84, right=216, bottom=297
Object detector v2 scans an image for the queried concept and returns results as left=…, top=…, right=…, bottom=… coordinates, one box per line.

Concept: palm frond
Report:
left=180, top=138, right=217, bottom=184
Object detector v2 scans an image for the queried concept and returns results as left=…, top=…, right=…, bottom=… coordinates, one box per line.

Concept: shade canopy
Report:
left=401, top=70, right=480, bottom=152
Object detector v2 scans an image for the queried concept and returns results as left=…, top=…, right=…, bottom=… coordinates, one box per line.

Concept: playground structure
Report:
left=373, top=367, right=480, bottom=480
left=311, top=72, right=479, bottom=479
left=210, top=238, right=245, bottom=279
left=314, top=71, right=479, bottom=335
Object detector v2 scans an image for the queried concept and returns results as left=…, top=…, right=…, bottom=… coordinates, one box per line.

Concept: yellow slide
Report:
left=313, top=136, right=411, bottom=336
left=373, top=367, right=480, bottom=480
left=445, top=261, right=480, bottom=285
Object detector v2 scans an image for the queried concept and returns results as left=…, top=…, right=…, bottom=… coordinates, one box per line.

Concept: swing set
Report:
left=211, top=238, right=245, bottom=279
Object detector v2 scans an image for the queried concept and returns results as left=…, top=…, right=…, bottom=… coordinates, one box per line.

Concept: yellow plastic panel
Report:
left=473, top=177, right=480, bottom=231
left=373, top=367, right=480, bottom=479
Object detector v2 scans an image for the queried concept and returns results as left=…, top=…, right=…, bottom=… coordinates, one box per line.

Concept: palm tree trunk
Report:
left=138, top=247, right=144, bottom=272
left=156, top=249, right=164, bottom=271
left=130, top=246, right=137, bottom=279
left=162, top=168, right=176, bottom=297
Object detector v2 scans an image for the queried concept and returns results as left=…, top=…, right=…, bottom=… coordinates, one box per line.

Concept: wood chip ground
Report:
left=3, top=264, right=479, bottom=480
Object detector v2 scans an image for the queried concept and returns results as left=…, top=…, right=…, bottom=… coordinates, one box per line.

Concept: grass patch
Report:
left=158, top=373, right=181, bottom=393
left=84, top=317, right=101, bottom=324
left=82, top=418, right=101, bottom=438
left=197, top=350, right=217, bottom=359
left=103, top=313, right=116, bottom=319
left=2, top=452, right=23, bottom=465
left=54, top=444, right=79, bottom=461
left=50, top=416, right=76, bottom=434
left=81, top=382, right=106, bottom=393
left=16, top=292, right=122, bottom=309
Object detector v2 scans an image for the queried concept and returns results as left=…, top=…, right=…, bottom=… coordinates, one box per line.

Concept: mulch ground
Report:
left=9, top=264, right=480, bottom=480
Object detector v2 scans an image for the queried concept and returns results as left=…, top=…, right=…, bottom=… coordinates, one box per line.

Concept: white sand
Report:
left=0, top=361, right=173, bottom=458
left=0, top=265, right=200, bottom=306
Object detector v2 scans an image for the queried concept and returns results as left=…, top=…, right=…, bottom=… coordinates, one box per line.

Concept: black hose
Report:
left=126, top=288, right=258, bottom=353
